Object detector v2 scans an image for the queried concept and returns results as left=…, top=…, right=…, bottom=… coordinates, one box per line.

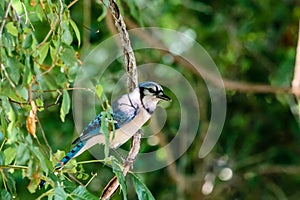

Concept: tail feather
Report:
left=55, top=141, right=85, bottom=170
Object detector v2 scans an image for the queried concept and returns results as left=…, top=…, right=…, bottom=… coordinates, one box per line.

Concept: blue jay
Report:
left=55, top=81, right=171, bottom=170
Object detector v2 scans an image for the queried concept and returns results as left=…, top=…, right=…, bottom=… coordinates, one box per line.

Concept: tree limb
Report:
left=100, top=1, right=140, bottom=199
left=124, top=17, right=294, bottom=94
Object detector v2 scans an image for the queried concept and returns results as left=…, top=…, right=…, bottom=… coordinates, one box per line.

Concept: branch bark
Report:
left=105, top=0, right=138, bottom=91
left=100, top=1, right=140, bottom=199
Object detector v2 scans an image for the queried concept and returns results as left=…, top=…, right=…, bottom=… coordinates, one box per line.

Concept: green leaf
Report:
left=70, top=19, right=81, bottom=47
left=16, top=86, right=28, bottom=101
left=112, top=159, right=127, bottom=200
left=11, top=0, right=23, bottom=15
left=95, top=84, right=103, bottom=100
left=3, top=147, right=16, bottom=165
left=5, top=170, right=16, bottom=196
left=0, top=190, right=11, bottom=200
left=62, top=21, right=73, bottom=45
left=5, top=22, right=18, bottom=37
left=60, top=90, right=71, bottom=122
left=23, top=54, right=33, bottom=85
left=54, top=186, right=68, bottom=200
left=32, top=146, right=49, bottom=174
left=1, top=98, right=15, bottom=123
left=22, top=33, right=33, bottom=49
left=36, top=98, right=44, bottom=111
left=38, top=42, right=50, bottom=64
left=71, top=186, right=98, bottom=200
left=131, top=173, right=155, bottom=200
left=60, top=46, right=78, bottom=66
left=56, top=73, right=67, bottom=86
left=0, top=152, right=4, bottom=165
left=16, top=143, right=30, bottom=165
left=6, top=57, right=23, bottom=85
left=0, top=110, right=7, bottom=137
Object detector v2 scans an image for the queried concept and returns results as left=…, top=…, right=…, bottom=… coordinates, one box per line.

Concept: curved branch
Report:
left=100, top=1, right=140, bottom=199
left=124, top=17, right=294, bottom=94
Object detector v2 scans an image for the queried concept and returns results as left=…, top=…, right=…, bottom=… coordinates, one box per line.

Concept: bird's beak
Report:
left=157, top=93, right=171, bottom=102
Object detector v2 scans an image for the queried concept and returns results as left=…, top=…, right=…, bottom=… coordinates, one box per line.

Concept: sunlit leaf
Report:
left=38, top=42, right=50, bottom=64
left=3, top=147, right=16, bottom=165
left=60, top=90, right=70, bottom=122
left=36, top=98, right=44, bottom=111
left=95, top=84, right=103, bottom=99
left=5, top=22, right=18, bottom=37
left=70, top=19, right=81, bottom=47
left=23, top=54, right=33, bottom=85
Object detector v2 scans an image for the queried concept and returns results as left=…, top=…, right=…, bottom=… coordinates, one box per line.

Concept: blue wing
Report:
left=55, top=98, right=138, bottom=170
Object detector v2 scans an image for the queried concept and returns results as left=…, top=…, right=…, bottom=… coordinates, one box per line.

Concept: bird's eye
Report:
left=147, top=88, right=155, bottom=93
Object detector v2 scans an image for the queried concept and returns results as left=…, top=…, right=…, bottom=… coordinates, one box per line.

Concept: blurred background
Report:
left=1, top=0, right=300, bottom=199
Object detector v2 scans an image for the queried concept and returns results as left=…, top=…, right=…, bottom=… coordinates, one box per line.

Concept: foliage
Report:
left=0, top=0, right=300, bottom=199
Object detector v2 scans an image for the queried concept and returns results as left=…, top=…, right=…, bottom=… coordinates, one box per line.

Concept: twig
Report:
left=104, top=0, right=138, bottom=91
left=67, top=173, right=85, bottom=186
left=67, top=0, right=80, bottom=9
left=37, top=0, right=77, bottom=49
left=36, top=17, right=59, bottom=49
left=85, top=172, right=98, bottom=188
left=0, top=165, right=28, bottom=170
left=0, top=0, right=12, bottom=41
left=40, top=45, right=63, bottom=76
left=37, top=116, right=53, bottom=156
left=101, top=130, right=142, bottom=200
left=1, top=63, right=16, bottom=89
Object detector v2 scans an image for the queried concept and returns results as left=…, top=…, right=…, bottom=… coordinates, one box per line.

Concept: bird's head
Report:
left=139, top=81, right=171, bottom=102
left=138, top=82, right=171, bottom=114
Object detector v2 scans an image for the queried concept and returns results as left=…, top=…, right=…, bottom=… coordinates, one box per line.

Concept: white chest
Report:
left=110, top=108, right=151, bottom=148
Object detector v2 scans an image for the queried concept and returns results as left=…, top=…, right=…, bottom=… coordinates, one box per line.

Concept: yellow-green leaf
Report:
left=60, top=90, right=70, bottom=122
left=5, top=22, right=18, bottom=37
left=70, top=19, right=81, bottom=47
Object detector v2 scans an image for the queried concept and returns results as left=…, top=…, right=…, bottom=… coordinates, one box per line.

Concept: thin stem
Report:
left=0, top=165, right=28, bottom=170
left=40, top=46, right=63, bottom=76
left=84, top=172, right=97, bottom=188
left=76, top=159, right=105, bottom=165
left=0, top=0, right=12, bottom=41
left=1, top=63, right=16, bottom=89
left=37, top=116, right=53, bottom=156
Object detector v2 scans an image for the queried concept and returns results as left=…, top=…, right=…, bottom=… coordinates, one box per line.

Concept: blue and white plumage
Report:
left=55, top=81, right=171, bottom=170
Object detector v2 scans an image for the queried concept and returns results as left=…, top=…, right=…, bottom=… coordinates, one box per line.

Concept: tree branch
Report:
left=105, top=0, right=138, bottom=91
left=100, top=1, right=140, bottom=199
left=124, top=17, right=294, bottom=94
